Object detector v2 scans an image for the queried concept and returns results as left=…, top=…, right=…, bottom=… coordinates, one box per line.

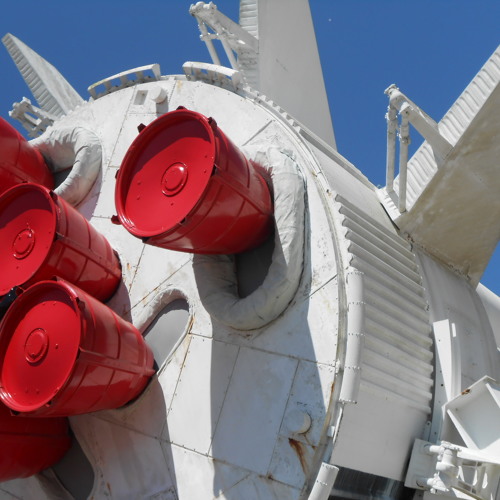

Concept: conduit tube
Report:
left=30, top=126, right=102, bottom=206
left=339, top=269, right=365, bottom=404
left=307, top=463, right=340, bottom=500
left=193, top=146, right=305, bottom=330
left=398, top=110, right=410, bottom=213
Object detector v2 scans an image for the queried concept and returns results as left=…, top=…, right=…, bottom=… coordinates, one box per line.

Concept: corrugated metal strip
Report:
left=348, top=242, right=422, bottom=284
left=338, top=197, right=433, bottom=412
left=364, top=335, right=433, bottom=377
left=364, top=303, right=431, bottom=349
left=360, top=379, right=432, bottom=414
left=239, top=0, right=258, bottom=37
left=365, top=288, right=429, bottom=331
left=238, top=0, right=259, bottom=89
left=364, top=309, right=433, bottom=356
left=337, top=196, right=413, bottom=254
left=3, top=34, right=62, bottom=116
left=363, top=277, right=429, bottom=323
left=2, top=33, right=84, bottom=117
left=363, top=350, right=433, bottom=392
left=363, top=273, right=426, bottom=313
left=346, top=230, right=420, bottom=278
left=440, top=50, right=500, bottom=144
left=341, top=217, right=416, bottom=268
left=362, top=364, right=432, bottom=402
left=353, top=258, right=425, bottom=303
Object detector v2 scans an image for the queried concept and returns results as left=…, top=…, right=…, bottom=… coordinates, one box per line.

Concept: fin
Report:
left=379, top=45, right=500, bottom=284
left=2, top=33, right=84, bottom=118
left=190, top=1, right=336, bottom=148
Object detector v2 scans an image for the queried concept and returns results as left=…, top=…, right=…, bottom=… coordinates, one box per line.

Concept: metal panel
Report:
left=439, top=49, right=500, bottom=145
left=268, top=361, right=335, bottom=488
left=445, top=376, right=500, bottom=455
left=167, top=80, right=273, bottom=149
left=279, top=361, right=335, bottom=447
left=0, top=476, right=55, bottom=500
left=128, top=245, right=191, bottom=311
left=87, top=86, right=136, bottom=167
left=163, top=444, right=248, bottom=500
left=221, top=473, right=301, bottom=500
left=90, top=217, right=145, bottom=318
left=96, top=377, right=169, bottom=439
left=92, top=165, right=119, bottom=219
left=268, top=435, right=316, bottom=489
left=109, top=111, right=157, bottom=167
left=166, top=336, right=239, bottom=454
left=72, top=414, right=175, bottom=500
left=210, top=347, right=298, bottom=475
left=331, top=389, right=430, bottom=480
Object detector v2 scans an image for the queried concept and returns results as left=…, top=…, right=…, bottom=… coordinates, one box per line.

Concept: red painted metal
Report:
left=0, top=183, right=121, bottom=300
left=0, top=117, right=53, bottom=194
left=0, top=401, right=70, bottom=481
left=0, top=279, right=155, bottom=417
left=115, top=108, right=273, bottom=254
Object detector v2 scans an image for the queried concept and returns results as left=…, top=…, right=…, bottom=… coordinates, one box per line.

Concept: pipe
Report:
left=339, top=270, right=365, bottom=403
left=219, top=36, right=240, bottom=71
left=198, top=22, right=221, bottom=66
left=308, top=463, right=339, bottom=500
left=30, top=126, right=102, bottom=207
left=398, top=109, right=410, bottom=213
left=385, top=106, right=398, bottom=192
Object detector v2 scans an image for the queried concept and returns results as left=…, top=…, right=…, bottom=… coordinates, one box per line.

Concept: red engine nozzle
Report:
left=115, top=108, right=273, bottom=254
left=0, top=117, right=53, bottom=194
left=0, top=401, right=70, bottom=481
left=0, top=183, right=121, bottom=301
left=0, top=279, right=155, bottom=417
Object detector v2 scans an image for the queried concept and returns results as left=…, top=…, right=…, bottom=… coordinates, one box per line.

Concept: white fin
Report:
left=240, top=0, right=335, bottom=148
left=379, top=45, right=500, bottom=284
left=191, top=1, right=336, bottom=148
left=2, top=33, right=84, bottom=117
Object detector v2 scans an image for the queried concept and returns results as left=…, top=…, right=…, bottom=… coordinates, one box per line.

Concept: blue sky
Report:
left=1, top=1, right=499, bottom=292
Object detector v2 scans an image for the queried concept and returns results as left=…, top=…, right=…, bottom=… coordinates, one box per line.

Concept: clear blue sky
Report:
left=1, top=1, right=499, bottom=291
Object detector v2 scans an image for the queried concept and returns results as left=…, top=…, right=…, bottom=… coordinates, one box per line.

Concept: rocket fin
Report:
left=240, top=0, right=335, bottom=148
left=2, top=33, right=84, bottom=118
left=191, top=1, right=336, bottom=148
left=379, top=45, right=500, bottom=285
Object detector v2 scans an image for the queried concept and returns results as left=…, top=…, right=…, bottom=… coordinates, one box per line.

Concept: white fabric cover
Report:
left=30, top=126, right=102, bottom=206
left=193, top=146, right=305, bottom=330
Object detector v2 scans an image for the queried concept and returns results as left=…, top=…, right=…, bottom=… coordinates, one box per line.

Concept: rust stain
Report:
left=462, top=388, right=471, bottom=395
left=106, top=482, right=112, bottom=494
left=288, top=438, right=309, bottom=475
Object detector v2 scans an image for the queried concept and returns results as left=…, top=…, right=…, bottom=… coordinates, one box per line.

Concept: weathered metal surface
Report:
left=1, top=3, right=500, bottom=500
